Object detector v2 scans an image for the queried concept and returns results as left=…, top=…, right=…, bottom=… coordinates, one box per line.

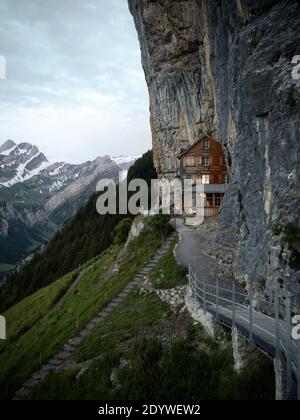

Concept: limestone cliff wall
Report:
left=129, top=0, right=300, bottom=307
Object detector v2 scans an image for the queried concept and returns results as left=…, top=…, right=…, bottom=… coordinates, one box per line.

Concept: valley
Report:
left=0, top=139, right=138, bottom=278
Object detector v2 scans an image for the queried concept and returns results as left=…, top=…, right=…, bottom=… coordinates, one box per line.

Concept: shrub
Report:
left=113, top=218, right=133, bottom=244
left=149, top=214, right=174, bottom=238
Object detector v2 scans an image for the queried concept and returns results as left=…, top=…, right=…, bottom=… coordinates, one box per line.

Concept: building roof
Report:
left=177, top=134, right=221, bottom=159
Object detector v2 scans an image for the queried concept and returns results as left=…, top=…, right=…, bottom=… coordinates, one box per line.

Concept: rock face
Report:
left=129, top=0, right=300, bottom=307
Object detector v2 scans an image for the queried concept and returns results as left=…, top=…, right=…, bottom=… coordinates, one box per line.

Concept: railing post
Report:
left=189, top=265, right=194, bottom=299
left=286, top=292, right=293, bottom=395
left=204, top=277, right=207, bottom=314
left=232, top=281, right=236, bottom=329
left=249, top=283, right=253, bottom=343
left=216, top=277, right=219, bottom=320
left=275, top=291, right=280, bottom=360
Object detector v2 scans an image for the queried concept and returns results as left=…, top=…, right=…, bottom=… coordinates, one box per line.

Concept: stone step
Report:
left=64, top=344, right=75, bottom=353
left=41, top=363, right=56, bottom=372
left=55, top=351, right=72, bottom=361
left=124, top=281, right=134, bottom=297
left=85, top=323, right=96, bottom=331
left=32, top=372, right=41, bottom=380
left=79, top=329, right=90, bottom=338
left=69, top=337, right=82, bottom=347
left=106, top=300, right=118, bottom=313
left=24, top=378, right=41, bottom=389
left=93, top=316, right=104, bottom=323
left=47, top=358, right=61, bottom=367
left=14, top=387, right=31, bottom=399
left=123, top=285, right=134, bottom=291
left=102, top=306, right=112, bottom=312
left=113, top=298, right=123, bottom=304
left=40, top=369, right=51, bottom=379
left=32, top=370, right=49, bottom=381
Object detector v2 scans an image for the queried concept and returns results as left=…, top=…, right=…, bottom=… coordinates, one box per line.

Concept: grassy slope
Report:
left=0, top=222, right=163, bottom=400
left=0, top=263, right=16, bottom=272
left=1, top=270, right=78, bottom=344
left=76, top=288, right=171, bottom=363
left=0, top=216, right=275, bottom=400
left=149, top=238, right=188, bottom=289
left=29, top=287, right=275, bottom=401
left=27, top=239, right=274, bottom=401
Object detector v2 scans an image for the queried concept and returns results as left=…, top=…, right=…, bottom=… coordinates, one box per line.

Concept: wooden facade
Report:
left=178, top=135, right=229, bottom=222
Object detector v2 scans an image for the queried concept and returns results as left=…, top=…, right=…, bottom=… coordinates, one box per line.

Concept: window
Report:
left=224, top=175, right=229, bottom=184
left=203, top=139, right=210, bottom=149
left=206, top=193, right=214, bottom=207
left=202, top=157, right=209, bottom=166
left=186, top=157, right=195, bottom=166
left=202, top=175, right=210, bottom=184
left=214, top=193, right=224, bottom=207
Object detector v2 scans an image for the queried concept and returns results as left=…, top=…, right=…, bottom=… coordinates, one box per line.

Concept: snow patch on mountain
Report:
left=1, top=160, right=52, bottom=188
left=0, top=140, right=140, bottom=188
left=0, top=144, right=17, bottom=156
left=112, top=155, right=141, bottom=165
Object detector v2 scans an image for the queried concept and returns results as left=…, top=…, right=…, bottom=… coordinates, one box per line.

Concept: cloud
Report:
left=0, top=0, right=151, bottom=162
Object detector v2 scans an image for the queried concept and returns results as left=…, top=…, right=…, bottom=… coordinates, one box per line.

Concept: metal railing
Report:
left=188, top=266, right=300, bottom=400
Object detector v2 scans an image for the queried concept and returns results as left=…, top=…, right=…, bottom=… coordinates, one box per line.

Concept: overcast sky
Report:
left=0, top=0, right=151, bottom=163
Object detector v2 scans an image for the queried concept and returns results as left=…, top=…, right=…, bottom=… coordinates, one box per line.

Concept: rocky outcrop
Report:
left=129, top=0, right=300, bottom=308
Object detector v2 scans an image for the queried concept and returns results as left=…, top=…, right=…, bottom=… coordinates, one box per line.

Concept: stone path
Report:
left=14, top=233, right=177, bottom=400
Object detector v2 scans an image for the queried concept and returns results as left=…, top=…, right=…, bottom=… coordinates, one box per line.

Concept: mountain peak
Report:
left=0, top=140, right=17, bottom=154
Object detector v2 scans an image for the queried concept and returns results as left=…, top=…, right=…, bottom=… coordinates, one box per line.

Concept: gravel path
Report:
left=175, top=218, right=236, bottom=290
